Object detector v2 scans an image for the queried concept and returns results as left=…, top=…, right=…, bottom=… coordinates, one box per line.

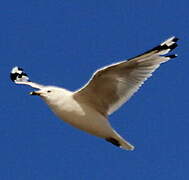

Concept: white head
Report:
left=30, top=86, right=70, bottom=103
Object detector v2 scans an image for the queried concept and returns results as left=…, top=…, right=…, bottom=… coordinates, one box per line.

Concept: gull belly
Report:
left=46, top=94, right=115, bottom=138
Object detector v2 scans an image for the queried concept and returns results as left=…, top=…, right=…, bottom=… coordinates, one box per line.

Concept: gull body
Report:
left=32, top=87, right=132, bottom=149
left=45, top=89, right=112, bottom=138
left=11, top=37, right=179, bottom=150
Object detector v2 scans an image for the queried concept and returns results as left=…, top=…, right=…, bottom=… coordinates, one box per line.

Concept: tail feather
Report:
left=106, top=130, right=134, bottom=151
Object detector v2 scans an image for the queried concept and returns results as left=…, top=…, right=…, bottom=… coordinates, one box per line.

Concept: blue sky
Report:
left=0, top=0, right=188, bottom=179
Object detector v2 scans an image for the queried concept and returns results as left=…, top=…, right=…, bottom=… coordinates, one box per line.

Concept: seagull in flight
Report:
left=10, top=37, right=178, bottom=150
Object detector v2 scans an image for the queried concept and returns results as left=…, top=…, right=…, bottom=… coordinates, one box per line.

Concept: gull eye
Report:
left=47, top=90, right=52, bottom=93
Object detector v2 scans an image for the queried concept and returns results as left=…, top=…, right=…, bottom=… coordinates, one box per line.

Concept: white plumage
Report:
left=10, top=37, right=178, bottom=150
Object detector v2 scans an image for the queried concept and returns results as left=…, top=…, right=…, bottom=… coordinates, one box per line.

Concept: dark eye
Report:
left=47, top=90, right=52, bottom=93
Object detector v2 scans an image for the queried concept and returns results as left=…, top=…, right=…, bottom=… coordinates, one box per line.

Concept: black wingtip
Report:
left=154, top=36, right=179, bottom=53
left=10, top=73, right=17, bottom=82
left=165, top=54, right=178, bottom=59
left=144, top=36, right=179, bottom=55
left=168, top=43, right=178, bottom=51
left=10, top=66, right=29, bottom=83
left=127, top=36, right=179, bottom=62
left=172, top=37, right=179, bottom=42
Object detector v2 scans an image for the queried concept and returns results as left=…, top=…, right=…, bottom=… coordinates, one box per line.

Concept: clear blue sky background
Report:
left=0, top=0, right=188, bottom=179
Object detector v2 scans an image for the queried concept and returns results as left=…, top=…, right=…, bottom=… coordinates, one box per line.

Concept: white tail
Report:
left=106, top=130, right=134, bottom=151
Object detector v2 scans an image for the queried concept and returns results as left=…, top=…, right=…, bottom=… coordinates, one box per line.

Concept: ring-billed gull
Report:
left=10, top=37, right=178, bottom=150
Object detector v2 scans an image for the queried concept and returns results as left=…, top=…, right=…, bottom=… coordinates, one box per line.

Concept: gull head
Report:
left=30, top=86, right=69, bottom=102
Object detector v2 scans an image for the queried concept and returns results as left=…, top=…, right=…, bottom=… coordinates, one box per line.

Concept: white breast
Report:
left=47, top=94, right=115, bottom=138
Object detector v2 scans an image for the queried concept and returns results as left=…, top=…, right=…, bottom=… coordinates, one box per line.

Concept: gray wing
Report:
left=74, top=37, right=178, bottom=116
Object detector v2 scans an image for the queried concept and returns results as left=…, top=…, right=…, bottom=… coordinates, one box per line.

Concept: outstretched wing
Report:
left=74, top=37, right=178, bottom=116
left=10, top=67, right=44, bottom=89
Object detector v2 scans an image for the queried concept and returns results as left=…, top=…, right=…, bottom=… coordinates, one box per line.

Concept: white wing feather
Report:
left=75, top=37, right=178, bottom=116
